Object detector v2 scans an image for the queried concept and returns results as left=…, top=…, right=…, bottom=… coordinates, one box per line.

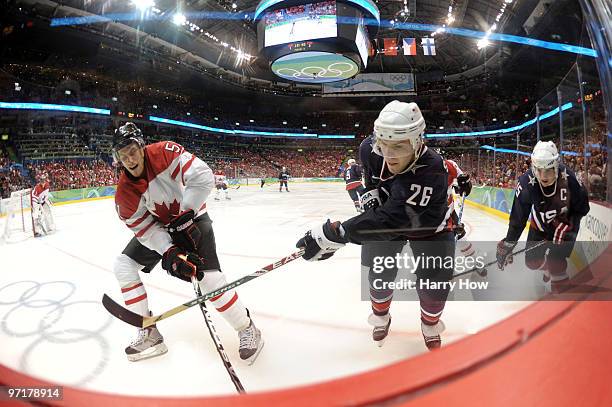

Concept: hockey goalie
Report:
left=31, top=175, right=55, bottom=236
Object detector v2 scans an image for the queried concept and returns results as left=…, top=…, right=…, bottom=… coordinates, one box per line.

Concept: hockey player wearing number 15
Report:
left=496, top=140, right=589, bottom=290
left=111, top=123, right=263, bottom=363
left=297, top=101, right=456, bottom=350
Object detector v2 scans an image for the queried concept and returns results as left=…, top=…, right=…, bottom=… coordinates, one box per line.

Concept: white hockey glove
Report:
left=296, top=220, right=347, bottom=261
left=359, top=189, right=382, bottom=211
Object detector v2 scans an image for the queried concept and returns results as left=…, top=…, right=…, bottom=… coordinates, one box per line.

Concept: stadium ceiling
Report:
left=13, top=0, right=582, bottom=88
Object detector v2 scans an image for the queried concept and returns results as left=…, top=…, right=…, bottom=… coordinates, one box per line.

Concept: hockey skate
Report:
left=214, top=197, right=220, bottom=201
left=238, top=319, right=264, bottom=365
left=368, top=313, right=391, bottom=347
left=421, top=320, right=445, bottom=350
left=125, top=325, right=168, bottom=362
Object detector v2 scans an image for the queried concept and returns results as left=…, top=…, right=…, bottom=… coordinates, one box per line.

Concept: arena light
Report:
left=172, top=13, right=186, bottom=25
left=0, top=102, right=110, bottom=115
left=131, top=0, right=154, bottom=11
left=149, top=116, right=349, bottom=138
left=477, top=38, right=490, bottom=49
left=318, top=135, right=355, bottom=139
left=425, top=102, right=572, bottom=138
left=49, top=15, right=596, bottom=57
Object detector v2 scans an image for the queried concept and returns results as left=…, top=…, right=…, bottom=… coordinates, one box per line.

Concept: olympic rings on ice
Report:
left=0, top=280, right=113, bottom=386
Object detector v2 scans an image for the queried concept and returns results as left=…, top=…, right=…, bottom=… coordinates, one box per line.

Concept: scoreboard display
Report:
left=255, top=0, right=379, bottom=83
left=263, top=1, right=338, bottom=47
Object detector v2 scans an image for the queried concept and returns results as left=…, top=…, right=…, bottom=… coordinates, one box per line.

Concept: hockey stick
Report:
left=457, top=193, right=466, bottom=224
left=358, top=225, right=461, bottom=235
left=102, top=249, right=305, bottom=328
left=452, top=240, right=547, bottom=279
left=191, top=276, right=245, bottom=393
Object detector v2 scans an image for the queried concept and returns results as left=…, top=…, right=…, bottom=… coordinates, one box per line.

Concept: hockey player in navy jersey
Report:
left=296, top=101, right=457, bottom=350
left=344, top=158, right=365, bottom=212
left=496, top=140, right=590, bottom=288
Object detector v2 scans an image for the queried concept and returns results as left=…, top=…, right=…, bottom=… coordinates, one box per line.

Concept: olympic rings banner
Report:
left=322, top=73, right=415, bottom=95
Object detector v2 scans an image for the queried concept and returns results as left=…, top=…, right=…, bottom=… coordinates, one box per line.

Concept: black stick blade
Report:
left=102, top=294, right=145, bottom=328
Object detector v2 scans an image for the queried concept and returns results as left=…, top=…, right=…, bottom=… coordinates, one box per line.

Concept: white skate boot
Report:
left=238, top=319, right=264, bottom=365
left=421, top=320, right=445, bottom=350
left=368, top=313, right=391, bottom=347
left=125, top=325, right=168, bottom=362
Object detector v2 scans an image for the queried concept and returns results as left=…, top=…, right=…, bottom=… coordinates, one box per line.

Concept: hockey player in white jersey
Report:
left=112, top=123, right=262, bottom=363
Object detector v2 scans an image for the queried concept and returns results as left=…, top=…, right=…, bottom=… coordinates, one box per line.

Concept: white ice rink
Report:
left=0, top=183, right=530, bottom=396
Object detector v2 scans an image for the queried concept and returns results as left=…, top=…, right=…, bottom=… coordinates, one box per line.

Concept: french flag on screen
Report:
left=403, top=38, right=417, bottom=56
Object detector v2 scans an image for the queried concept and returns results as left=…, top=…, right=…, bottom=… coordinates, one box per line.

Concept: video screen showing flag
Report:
left=264, top=1, right=337, bottom=47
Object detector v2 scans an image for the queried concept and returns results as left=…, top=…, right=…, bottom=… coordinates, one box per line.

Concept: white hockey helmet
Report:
left=347, top=158, right=356, bottom=165
left=531, top=141, right=559, bottom=172
left=373, top=101, right=426, bottom=159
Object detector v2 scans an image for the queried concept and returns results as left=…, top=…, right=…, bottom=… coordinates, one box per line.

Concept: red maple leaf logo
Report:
left=152, top=199, right=181, bottom=225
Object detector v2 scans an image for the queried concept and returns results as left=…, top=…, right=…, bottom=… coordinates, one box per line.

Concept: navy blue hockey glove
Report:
left=455, top=173, right=472, bottom=197
left=359, top=189, right=382, bottom=211
left=167, top=210, right=201, bottom=252
left=297, top=219, right=348, bottom=261
left=162, top=246, right=205, bottom=282
left=496, top=239, right=517, bottom=270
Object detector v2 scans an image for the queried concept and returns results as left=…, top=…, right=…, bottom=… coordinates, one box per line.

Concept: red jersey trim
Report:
left=127, top=211, right=151, bottom=229
left=135, top=219, right=156, bottom=238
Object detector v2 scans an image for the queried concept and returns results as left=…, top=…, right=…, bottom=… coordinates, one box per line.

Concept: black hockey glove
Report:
left=359, top=189, right=382, bottom=211
left=296, top=219, right=348, bottom=261
left=167, top=210, right=201, bottom=252
left=455, top=173, right=472, bottom=197
left=455, top=222, right=466, bottom=240
left=162, top=246, right=205, bottom=282
left=496, top=239, right=517, bottom=270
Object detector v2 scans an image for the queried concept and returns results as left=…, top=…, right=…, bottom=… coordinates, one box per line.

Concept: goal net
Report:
left=0, top=189, right=34, bottom=243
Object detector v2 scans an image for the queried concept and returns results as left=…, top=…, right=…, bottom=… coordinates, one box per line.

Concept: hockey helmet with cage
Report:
left=373, top=101, right=426, bottom=159
left=531, top=140, right=559, bottom=181
left=112, top=122, right=145, bottom=163
left=347, top=158, right=356, bottom=166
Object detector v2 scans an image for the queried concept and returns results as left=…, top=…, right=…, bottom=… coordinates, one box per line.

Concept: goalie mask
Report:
left=531, top=140, right=559, bottom=187
left=112, top=122, right=145, bottom=164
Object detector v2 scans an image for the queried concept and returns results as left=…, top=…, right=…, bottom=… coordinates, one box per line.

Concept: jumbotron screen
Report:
left=264, top=1, right=337, bottom=47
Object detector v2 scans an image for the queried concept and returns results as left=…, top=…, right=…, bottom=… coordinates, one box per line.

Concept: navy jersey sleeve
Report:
left=505, top=176, right=532, bottom=242
left=359, top=137, right=376, bottom=190
left=341, top=162, right=448, bottom=243
left=568, top=174, right=590, bottom=226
